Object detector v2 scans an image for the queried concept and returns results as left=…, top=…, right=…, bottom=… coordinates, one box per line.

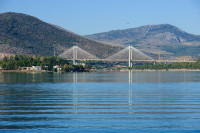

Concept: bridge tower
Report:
left=73, top=46, right=78, bottom=65
left=128, top=46, right=133, bottom=67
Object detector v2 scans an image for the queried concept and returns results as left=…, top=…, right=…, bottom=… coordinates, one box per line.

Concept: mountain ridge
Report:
left=86, top=24, right=200, bottom=44
left=0, top=12, right=121, bottom=59
left=86, top=24, right=200, bottom=59
left=1, top=12, right=200, bottom=60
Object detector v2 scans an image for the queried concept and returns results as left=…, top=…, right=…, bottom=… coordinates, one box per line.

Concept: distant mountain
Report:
left=0, top=12, right=121, bottom=58
left=86, top=24, right=200, bottom=59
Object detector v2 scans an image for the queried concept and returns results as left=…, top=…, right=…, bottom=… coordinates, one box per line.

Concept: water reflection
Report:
left=73, top=72, right=78, bottom=112
left=128, top=71, right=133, bottom=113
left=1, top=71, right=200, bottom=131
left=0, top=71, right=200, bottom=84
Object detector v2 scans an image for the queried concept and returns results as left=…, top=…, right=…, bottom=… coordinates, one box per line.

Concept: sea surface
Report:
left=0, top=71, right=200, bottom=132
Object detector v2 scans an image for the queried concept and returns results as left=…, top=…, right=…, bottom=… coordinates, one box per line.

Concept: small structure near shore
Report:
left=53, top=65, right=62, bottom=71
left=19, top=67, right=33, bottom=71
left=32, top=66, right=41, bottom=71
left=19, top=66, right=41, bottom=71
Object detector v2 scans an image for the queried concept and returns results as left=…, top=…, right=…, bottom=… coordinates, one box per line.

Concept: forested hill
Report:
left=86, top=24, right=200, bottom=59
left=0, top=12, right=121, bottom=58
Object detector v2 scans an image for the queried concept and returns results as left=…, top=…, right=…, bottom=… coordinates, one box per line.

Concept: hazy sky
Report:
left=0, top=0, right=200, bottom=35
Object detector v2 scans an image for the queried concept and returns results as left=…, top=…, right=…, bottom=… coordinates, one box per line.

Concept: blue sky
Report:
left=0, top=0, right=200, bottom=35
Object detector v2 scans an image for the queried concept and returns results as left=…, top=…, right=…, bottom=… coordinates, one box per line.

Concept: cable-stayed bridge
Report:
left=58, top=46, right=195, bottom=67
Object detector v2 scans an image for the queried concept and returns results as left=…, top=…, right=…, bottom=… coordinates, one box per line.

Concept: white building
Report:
left=32, top=66, right=41, bottom=71
left=53, top=65, right=62, bottom=71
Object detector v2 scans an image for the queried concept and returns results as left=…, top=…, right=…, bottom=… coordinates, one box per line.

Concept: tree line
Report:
left=1, top=55, right=199, bottom=71
left=0, top=55, right=89, bottom=72
left=132, top=61, right=200, bottom=70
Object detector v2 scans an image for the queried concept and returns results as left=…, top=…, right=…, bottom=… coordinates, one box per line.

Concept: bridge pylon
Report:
left=58, top=46, right=100, bottom=62
left=106, top=45, right=153, bottom=67
left=73, top=46, right=78, bottom=65
left=129, top=46, right=133, bottom=67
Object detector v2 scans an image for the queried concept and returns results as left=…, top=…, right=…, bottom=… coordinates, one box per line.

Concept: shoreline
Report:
left=0, top=70, right=48, bottom=72
left=120, top=69, right=200, bottom=72
left=1, top=69, right=200, bottom=73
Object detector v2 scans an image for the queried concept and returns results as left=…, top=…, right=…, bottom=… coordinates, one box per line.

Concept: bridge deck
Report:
left=66, top=59, right=196, bottom=63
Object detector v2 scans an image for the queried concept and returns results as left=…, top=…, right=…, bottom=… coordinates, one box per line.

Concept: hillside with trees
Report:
left=0, top=12, right=121, bottom=59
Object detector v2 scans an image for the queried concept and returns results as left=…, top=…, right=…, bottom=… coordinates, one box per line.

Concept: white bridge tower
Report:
left=129, top=46, right=133, bottom=67
left=73, top=46, right=78, bottom=65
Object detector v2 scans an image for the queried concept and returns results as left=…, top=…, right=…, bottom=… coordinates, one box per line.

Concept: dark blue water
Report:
left=0, top=71, right=200, bottom=132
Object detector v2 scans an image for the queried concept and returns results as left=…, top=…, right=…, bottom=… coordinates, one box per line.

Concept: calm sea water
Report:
left=0, top=71, right=200, bottom=132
